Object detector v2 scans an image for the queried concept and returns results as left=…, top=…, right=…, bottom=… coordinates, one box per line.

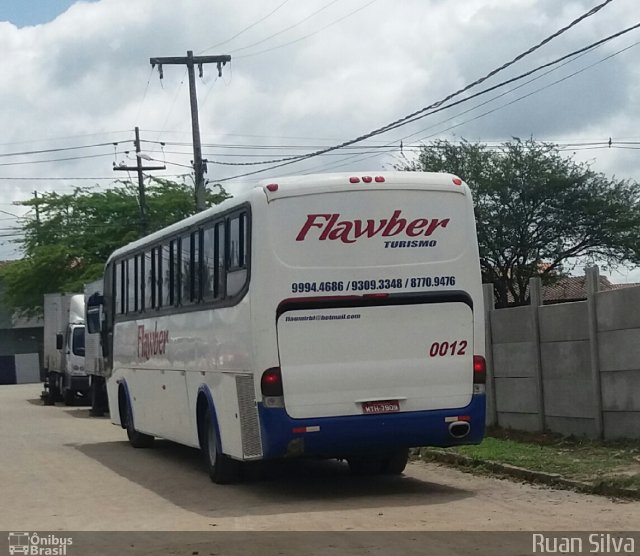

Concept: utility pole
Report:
left=149, top=50, right=231, bottom=212
left=33, top=190, right=41, bottom=246
left=113, top=126, right=165, bottom=234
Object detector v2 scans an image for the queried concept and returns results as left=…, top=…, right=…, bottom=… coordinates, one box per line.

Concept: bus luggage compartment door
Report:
left=276, top=300, right=474, bottom=419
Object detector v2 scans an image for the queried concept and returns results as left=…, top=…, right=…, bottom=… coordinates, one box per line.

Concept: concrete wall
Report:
left=490, top=306, right=540, bottom=431
left=597, top=288, right=640, bottom=439
left=485, top=272, right=640, bottom=440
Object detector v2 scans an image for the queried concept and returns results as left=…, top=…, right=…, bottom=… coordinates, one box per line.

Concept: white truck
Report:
left=43, top=293, right=88, bottom=405
left=84, top=279, right=108, bottom=416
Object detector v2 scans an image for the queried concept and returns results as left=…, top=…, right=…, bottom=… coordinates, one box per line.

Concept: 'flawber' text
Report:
left=295, top=210, right=449, bottom=244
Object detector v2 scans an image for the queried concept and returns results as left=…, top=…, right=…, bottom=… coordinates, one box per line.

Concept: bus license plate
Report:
left=361, top=400, right=400, bottom=414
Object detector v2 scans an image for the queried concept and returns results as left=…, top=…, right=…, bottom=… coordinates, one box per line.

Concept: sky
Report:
left=0, top=0, right=639, bottom=280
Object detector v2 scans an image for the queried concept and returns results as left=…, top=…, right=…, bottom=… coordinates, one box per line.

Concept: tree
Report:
left=1, top=177, right=229, bottom=315
left=397, top=138, right=640, bottom=307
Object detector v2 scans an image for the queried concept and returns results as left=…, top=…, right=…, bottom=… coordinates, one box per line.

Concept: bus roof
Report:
left=106, top=171, right=468, bottom=263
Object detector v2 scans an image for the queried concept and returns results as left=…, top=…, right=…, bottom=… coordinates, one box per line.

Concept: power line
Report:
left=0, top=142, right=122, bottom=158
left=350, top=1, right=622, bottom=140
left=219, top=17, right=639, bottom=180
left=0, top=174, right=188, bottom=181
left=228, top=0, right=342, bottom=54
left=0, top=151, right=129, bottom=167
left=0, top=176, right=120, bottom=181
left=312, top=38, right=638, bottom=174
left=198, top=0, right=292, bottom=53
left=0, top=130, right=130, bottom=148
left=234, top=0, right=380, bottom=59
left=308, top=38, right=640, bottom=174
left=409, top=40, right=640, bottom=146
left=134, top=66, right=155, bottom=124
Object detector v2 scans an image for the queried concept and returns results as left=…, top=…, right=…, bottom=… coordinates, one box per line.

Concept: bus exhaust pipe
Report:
left=448, top=421, right=470, bottom=439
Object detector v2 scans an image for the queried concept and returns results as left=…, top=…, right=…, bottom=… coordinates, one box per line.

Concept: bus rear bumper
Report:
left=257, top=394, right=486, bottom=459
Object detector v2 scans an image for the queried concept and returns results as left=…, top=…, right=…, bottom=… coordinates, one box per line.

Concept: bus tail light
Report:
left=473, top=355, right=486, bottom=394
left=261, top=367, right=284, bottom=408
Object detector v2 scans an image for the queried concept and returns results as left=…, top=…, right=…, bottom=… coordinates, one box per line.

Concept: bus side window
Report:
left=127, top=257, right=135, bottom=314
left=217, top=221, right=226, bottom=298
left=162, top=243, right=171, bottom=307
left=226, top=212, right=247, bottom=297
left=145, top=250, right=153, bottom=311
left=181, top=234, right=192, bottom=304
left=155, top=247, right=163, bottom=309
left=193, top=230, right=201, bottom=302
left=120, top=261, right=126, bottom=314
left=202, top=225, right=216, bottom=301
left=115, top=261, right=122, bottom=315
left=170, top=239, right=181, bottom=306
left=137, top=253, right=144, bottom=312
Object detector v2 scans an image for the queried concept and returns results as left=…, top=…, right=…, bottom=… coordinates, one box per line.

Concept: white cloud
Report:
left=0, top=0, right=639, bottom=271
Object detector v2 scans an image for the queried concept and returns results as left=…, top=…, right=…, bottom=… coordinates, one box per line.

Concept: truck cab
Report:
left=43, top=293, right=89, bottom=405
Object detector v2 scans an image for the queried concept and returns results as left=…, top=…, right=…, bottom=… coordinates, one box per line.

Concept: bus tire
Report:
left=202, top=410, right=240, bottom=484
left=124, top=396, right=154, bottom=448
left=347, top=456, right=383, bottom=475
left=381, top=448, right=409, bottom=475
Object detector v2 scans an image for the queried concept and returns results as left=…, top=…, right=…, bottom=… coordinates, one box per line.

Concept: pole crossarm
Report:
left=150, top=55, right=231, bottom=65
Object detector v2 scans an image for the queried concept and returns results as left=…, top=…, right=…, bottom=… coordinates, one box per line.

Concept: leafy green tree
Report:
left=398, top=138, right=640, bottom=307
left=1, top=177, right=229, bottom=315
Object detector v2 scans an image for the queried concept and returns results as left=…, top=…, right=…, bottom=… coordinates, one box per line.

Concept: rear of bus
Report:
left=252, top=171, right=486, bottom=463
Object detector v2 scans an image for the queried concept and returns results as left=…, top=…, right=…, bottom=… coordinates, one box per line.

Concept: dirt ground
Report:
left=1, top=384, right=638, bottom=554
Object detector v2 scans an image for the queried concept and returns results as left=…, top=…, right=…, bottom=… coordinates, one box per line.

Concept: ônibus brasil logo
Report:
left=8, top=532, right=73, bottom=556
left=295, top=210, right=450, bottom=247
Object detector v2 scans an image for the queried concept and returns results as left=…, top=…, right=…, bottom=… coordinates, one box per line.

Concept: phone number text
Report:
left=290, top=276, right=456, bottom=293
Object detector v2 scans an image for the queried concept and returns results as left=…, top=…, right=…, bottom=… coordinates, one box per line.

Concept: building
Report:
left=0, top=283, right=43, bottom=385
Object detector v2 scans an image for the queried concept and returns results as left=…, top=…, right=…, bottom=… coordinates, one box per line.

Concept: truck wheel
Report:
left=63, top=388, right=75, bottom=406
left=47, top=372, right=62, bottom=404
left=89, top=379, right=105, bottom=417
left=124, top=398, right=154, bottom=448
left=202, top=410, right=240, bottom=484
left=381, top=448, right=409, bottom=475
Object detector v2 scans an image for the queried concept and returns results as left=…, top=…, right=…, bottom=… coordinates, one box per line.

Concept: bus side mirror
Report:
left=86, top=293, right=104, bottom=334
left=55, top=333, right=63, bottom=350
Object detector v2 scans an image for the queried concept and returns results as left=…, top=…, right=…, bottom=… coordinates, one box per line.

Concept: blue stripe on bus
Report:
left=257, top=394, right=485, bottom=459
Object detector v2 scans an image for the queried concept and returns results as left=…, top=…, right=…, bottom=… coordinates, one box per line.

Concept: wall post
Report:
left=483, top=284, right=498, bottom=427
left=529, top=277, right=545, bottom=432
left=586, top=266, right=604, bottom=439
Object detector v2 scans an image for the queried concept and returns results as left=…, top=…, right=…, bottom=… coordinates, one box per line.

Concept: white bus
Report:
left=88, top=171, right=486, bottom=483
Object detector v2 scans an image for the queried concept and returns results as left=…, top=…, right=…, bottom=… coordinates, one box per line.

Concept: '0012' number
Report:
left=429, top=340, right=468, bottom=357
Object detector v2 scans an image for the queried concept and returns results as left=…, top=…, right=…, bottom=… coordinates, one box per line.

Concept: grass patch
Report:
left=419, top=428, right=640, bottom=492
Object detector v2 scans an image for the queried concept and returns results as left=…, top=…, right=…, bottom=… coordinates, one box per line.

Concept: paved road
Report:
left=1, top=384, right=638, bottom=553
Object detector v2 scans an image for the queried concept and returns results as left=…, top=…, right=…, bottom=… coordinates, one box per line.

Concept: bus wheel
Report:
left=202, top=410, right=240, bottom=484
left=124, top=398, right=154, bottom=448
left=347, top=456, right=383, bottom=475
left=381, top=448, right=409, bottom=475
